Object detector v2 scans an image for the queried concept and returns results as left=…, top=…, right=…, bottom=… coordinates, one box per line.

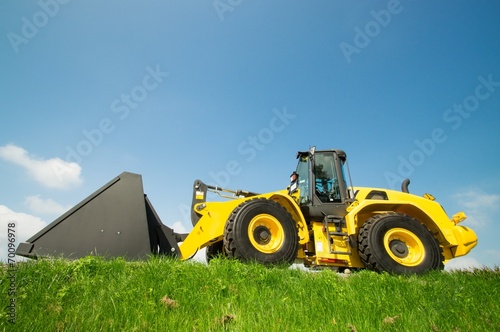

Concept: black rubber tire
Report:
left=224, top=198, right=299, bottom=265
left=206, top=241, right=224, bottom=263
left=358, top=212, right=444, bottom=274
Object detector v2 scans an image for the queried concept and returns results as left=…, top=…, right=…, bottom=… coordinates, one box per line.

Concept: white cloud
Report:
left=170, top=221, right=188, bottom=233
left=444, top=256, right=485, bottom=271
left=454, top=190, right=500, bottom=210
left=0, top=144, right=83, bottom=189
left=0, top=205, right=48, bottom=262
left=24, top=195, right=71, bottom=215
left=452, top=190, right=500, bottom=228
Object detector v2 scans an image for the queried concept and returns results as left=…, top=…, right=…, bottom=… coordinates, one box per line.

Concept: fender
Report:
left=346, top=188, right=477, bottom=260
left=268, top=191, right=309, bottom=245
left=180, top=190, right=309, bottom=260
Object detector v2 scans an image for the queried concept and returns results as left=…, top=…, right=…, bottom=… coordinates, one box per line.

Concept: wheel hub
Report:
left=389, top=240, right=408, bottom=258
left=254, top=226, right=271, bottom=245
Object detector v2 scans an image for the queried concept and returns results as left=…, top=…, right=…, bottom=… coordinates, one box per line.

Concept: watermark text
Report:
left=6, top=222, right=17, bottom=324
left=339, top=0, right=403, bottom=64
left=7, top=0, right=72, bottom=54
left=385, top=74, right=500, bottom=188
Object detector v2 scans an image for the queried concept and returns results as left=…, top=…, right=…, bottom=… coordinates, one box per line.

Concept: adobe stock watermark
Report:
left=177, top=106, right=296, bottom=224
left=339, top=0, right=403, bottom=64
left=384, top=74, right=500, bottom=188
left=6, top=221, right=17, bottom=324
left=63, top=64, right=169, bottom=165
left=7, top=0, right=72, bottom=54
left=213, top=0, right=243, bottom=21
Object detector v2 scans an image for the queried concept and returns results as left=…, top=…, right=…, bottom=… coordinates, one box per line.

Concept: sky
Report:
left=1, top=1, right=499, bottom=269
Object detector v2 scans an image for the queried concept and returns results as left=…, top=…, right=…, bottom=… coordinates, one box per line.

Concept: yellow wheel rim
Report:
left=248, top=214, right=284, bottom=254
left=383, top=228, right=425, bottom=267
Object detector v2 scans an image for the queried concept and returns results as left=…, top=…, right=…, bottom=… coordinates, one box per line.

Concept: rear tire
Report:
left=224, top=198, right=299, bottom=265
left=358, top=212, right=444, bottom=274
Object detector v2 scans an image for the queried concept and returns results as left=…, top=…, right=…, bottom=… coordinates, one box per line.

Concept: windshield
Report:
left=314, top=152, right=341, bottom=203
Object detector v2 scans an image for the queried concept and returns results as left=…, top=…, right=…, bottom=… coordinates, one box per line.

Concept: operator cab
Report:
left=290, top=147, right=352, bottom=221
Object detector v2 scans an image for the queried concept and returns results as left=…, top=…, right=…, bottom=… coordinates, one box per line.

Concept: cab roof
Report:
left=296, top=148, right=346, bottom=160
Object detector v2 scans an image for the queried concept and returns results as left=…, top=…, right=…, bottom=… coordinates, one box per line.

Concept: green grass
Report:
left=1, top=256, right=499, bottom=331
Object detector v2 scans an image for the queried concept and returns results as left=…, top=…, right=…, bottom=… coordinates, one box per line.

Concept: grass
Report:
left=1, top=256, right=499, bottom=331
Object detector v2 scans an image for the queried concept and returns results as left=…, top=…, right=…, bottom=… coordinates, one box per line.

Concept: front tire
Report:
left=358, top=212, right=444, bottom=274
left=206, top=241, right=224, bottom=263
left=224, top=198, right=299, bottom=265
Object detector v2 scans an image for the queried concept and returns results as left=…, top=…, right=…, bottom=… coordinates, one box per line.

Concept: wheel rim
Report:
left=248, top=214, right=284, bottom=254
left=383, top=228, right=425, bottom=267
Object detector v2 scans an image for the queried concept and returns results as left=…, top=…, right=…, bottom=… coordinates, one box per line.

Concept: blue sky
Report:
left=1, top=1, right=499, bottom=268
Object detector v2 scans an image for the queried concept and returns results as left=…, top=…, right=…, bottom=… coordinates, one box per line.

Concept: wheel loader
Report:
left=16, top=147, right=478, bottom=274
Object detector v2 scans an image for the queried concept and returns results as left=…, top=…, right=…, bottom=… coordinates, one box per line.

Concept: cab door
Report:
left=296, top=150, right=349, bottom=221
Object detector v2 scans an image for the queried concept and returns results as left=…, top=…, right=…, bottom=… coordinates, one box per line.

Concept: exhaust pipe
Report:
left=401, top=178, right=410, bottom=193
left=16, top=172, right=186, bottom=260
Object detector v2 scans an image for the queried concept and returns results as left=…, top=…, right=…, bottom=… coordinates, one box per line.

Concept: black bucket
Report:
left=16, top=172, right=185, bottom=260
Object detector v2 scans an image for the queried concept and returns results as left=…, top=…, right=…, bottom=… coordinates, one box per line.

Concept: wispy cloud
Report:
left=0, top=205, right=47, bottom=262
left=24, top=195, right=70, bottom=216
left=452, top=190, right=500, bottom=228
left=0, top=144, right=82, bottom=189
left=171, top=221, right=187, bottom=233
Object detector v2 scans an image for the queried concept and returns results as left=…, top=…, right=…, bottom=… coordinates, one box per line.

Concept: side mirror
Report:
left=288, top=171, right=299, bottom=195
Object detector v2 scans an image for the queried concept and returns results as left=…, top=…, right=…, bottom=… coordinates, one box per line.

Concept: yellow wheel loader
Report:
left=16, top=147, right=477, bottom=274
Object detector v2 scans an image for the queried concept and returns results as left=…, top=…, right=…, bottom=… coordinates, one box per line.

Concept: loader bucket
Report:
left=16, top=172, right=184, bottom=260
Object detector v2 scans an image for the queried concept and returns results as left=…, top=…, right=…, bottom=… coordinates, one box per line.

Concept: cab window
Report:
left=314, top=153, right=341, bottom=203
